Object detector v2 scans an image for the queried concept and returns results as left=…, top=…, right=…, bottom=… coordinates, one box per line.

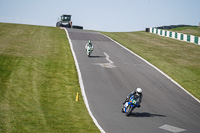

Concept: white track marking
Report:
left=96, top=63, right=116, bottom=68
left=159, top=124, right=186, bottom=133
left=100, top=33, right=200, bottom=103
left=95, top=52, right=116, bottom=68
left=64, top=29, right=106, bottom=133
left=104, top=52, right=113, bottom=63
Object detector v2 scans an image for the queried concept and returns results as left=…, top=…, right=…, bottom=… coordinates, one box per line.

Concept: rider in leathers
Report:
left=85, top=40, right=93, bottom=52
left=123, top=88, right=143, bottom=108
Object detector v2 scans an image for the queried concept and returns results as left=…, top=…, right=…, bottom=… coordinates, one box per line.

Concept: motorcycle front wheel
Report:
left=126, top=105, right=133, bottom=116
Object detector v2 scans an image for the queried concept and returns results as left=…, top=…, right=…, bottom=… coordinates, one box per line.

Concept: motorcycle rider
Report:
left=85, top=40, right=93, bottom=52
left=123, top=88, right=143, bottom=108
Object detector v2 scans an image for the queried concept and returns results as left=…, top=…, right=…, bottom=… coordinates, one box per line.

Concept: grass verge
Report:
left=102, top=31, right=200, bottom=100
left=0, top=23, right=99, bottom=133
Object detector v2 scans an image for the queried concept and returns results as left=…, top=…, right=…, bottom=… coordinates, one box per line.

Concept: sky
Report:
left=0, top=0, right=200, bottom=32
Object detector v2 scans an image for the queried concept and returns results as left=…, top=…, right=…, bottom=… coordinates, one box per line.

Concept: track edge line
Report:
left=64, top=28, right=106, bottom=133
left=100, top=32, right=200, bottom=104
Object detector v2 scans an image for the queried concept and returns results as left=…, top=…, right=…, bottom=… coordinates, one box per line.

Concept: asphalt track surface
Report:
left=66, top=28, right=200, bottom=133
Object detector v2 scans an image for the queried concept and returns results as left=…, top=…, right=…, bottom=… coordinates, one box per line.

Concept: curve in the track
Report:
left=65, top=28, right=200, bottom=133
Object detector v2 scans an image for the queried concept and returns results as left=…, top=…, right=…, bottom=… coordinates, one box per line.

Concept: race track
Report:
left=66, top=28, right=200, bottom=133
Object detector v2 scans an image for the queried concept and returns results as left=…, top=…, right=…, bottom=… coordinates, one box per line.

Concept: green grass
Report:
left=102, top=31, right=200, bottom=100
left=0, top=23, right=99, bottom=133
left=169, top=26, right=200, bottom=37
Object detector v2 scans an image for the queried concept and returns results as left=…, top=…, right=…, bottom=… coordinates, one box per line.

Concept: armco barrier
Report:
left=149, top=28, right=200, bottom=45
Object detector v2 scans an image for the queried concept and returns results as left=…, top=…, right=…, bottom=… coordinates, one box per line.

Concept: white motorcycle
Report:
left=86, top=46, right=93, bottom=57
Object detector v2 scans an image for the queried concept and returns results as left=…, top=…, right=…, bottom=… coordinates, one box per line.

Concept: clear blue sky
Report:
left=0, top=0, right=199, bottom=32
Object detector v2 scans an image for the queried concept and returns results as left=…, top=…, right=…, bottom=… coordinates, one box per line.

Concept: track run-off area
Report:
left=65, top=28, right=200, bottom=133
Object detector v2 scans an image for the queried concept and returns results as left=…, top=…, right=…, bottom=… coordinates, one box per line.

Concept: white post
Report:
left=183, top=34, right=187, bottom=41
left=190, top=35, right=195, bottom=43
left=172, top=32, right=175, bottom=38
left=162, top=30, right=165, bottom=36
left=158, top=29, right=160, bottom=35
left=150, top=28, right=152, bottom=33
left=178, top=33, right=181, bottom=40
left=166, top=31, right=169, bottom=37
left=198, top=37, right=200, bottom=45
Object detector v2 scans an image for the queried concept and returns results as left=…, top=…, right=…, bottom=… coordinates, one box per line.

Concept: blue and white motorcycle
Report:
left=122, top=94, right=140, bottom=116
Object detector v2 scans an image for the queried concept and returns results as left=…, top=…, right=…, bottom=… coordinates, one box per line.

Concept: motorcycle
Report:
left=86, top=46, right=93, bottom=57
left=122, top=94, right=140, bottom=116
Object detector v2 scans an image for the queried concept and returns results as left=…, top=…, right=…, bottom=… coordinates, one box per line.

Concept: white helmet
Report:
left=136, top=88, right=142, bottom=94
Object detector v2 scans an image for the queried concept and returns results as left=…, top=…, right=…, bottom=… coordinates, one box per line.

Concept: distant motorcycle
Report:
left=122, top=94, right=140, bottom=116
left=86, top=46, right=93, bottom=57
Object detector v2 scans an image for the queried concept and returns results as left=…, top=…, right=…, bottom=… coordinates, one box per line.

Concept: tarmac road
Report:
left=66, top=28, right=200, bottom=133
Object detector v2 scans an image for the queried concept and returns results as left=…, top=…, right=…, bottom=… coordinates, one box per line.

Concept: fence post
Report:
left=190, top=35, right=194, bottom=43
left=175, top=32, right=178, bottom=39
left=181, top=34, right=184, bottom=40
left=187, top=35, right=191, bottom=42
left=183, top=34, right=187, bottom=41
left=199, top=37, right=200, bottom=45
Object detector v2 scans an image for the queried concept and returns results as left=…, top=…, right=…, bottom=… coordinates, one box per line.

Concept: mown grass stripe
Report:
left=0, top=23, right=100, bottom=133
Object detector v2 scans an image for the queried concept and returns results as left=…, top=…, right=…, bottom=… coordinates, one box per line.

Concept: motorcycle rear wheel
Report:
left=122, top=107, right=125, bottom=113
